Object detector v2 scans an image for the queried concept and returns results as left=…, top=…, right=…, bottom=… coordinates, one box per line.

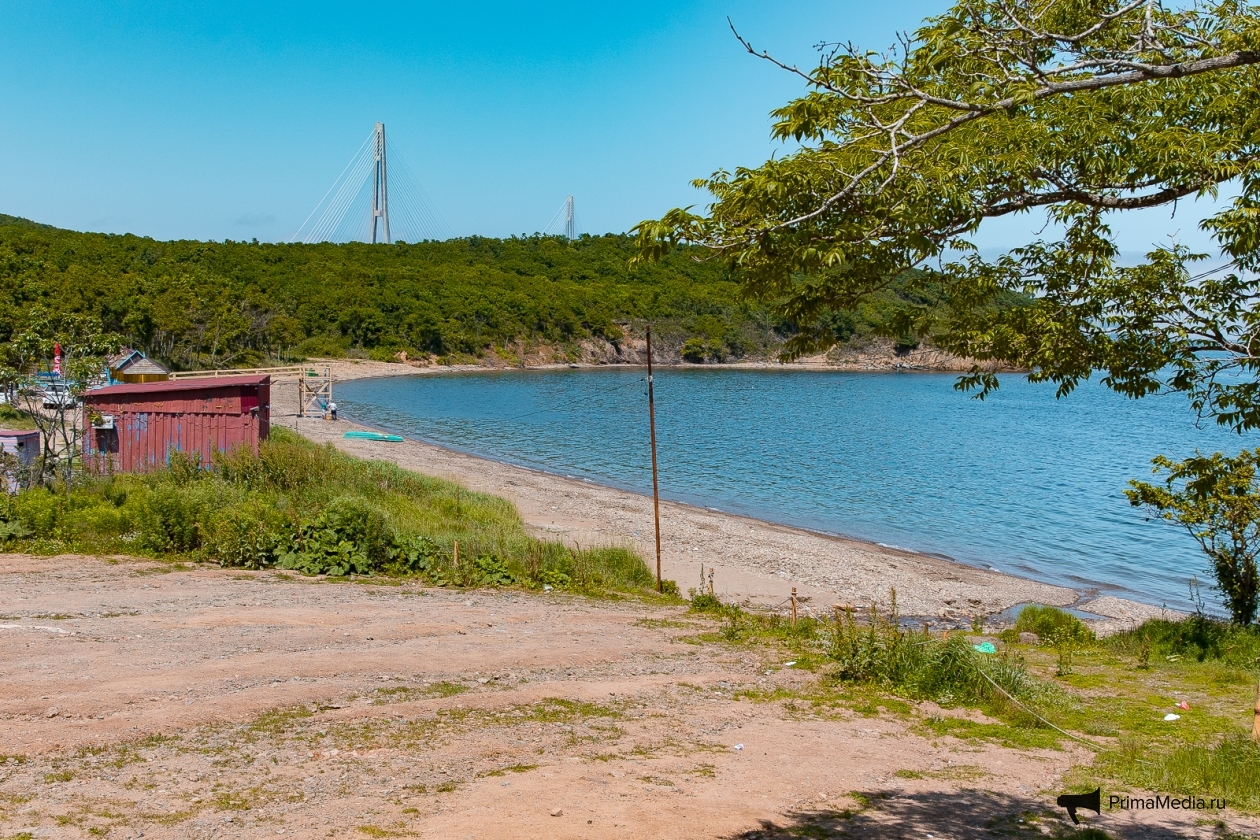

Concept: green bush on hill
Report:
left=0, top=429, right=656, bottom=594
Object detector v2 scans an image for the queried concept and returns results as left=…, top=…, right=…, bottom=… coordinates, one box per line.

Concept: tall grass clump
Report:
left=1101, top=731, right=1260, bottom=812
left=1010, top=604, right=1095, bottom=643
left=828, top=593, right=1067, bottom=719
left=1107, top=613, right=1260, bottom=670
left=0, top=429, right=656, bottom=594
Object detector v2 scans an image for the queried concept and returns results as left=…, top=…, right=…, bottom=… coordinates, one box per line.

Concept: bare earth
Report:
left=2, top=553, right=1250, bottom=840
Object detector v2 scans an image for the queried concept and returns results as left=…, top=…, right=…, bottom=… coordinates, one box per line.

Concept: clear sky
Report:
left=0, top=0, right=1228, bottom=256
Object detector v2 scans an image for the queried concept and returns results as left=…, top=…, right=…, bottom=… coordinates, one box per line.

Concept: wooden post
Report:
left=791, top=588, right=798, bottom=626
left=453, top=540, right=459, bottom=569
left=699, top=563, right=705, bottom=594
left=646, top=327, right=663, bottom=594
left=708, top=568, right=714, bottom=597
left=1253, top=678, right=1260, bottom=741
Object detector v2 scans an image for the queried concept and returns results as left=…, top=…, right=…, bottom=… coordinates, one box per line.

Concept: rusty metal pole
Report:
left=646, top=327, right=663, bottom=593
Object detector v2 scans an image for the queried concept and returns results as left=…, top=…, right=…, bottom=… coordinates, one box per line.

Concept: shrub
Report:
left=12, top=488, right=67, bottom=537
left=295, top=335, right=346, bottom=359
left=137, top=482, right=223, bottom=553
left=1107, top=614, right=1260, bottom=668
left=681, top=338, right=708, bottom=362
left=1011, top=605, right=1094, bottom=643
left=690, top=592, right=731, bottom=615
left=278, top=496, right=393, bottom=576
left=383, top=535, right=443, bottom=576
left=467, top=554, right=514, bottom=586
left=206, top=501, right=291, bottom=569
left=828, top=599, right=1063, bottom=713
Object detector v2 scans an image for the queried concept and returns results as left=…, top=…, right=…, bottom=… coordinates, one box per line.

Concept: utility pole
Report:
left=646, top=326, right=663, bottom=592
left=370, top=122, right=390, bottom=244
left=564, top=195, right=575, bottom=241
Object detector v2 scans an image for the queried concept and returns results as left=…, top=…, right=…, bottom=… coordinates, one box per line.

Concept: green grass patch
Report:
left=373, top=682, right=469, bottom=704
left=1106, top=614, right=1260, bottom=669
left=245, top=705, right=314, bottom=736
left=1085, top=731, right=1260, bottom=812
left=0, top=404, right=37, bottom=430
left=1009, top=605, right=1094, bottom=643
left=482, top=763, right=538, bottom=777
left=0, top=429, right=658, bottom=597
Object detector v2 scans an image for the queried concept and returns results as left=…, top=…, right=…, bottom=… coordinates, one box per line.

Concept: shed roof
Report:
left=0, top=429, right=39, bottom=438
left=86, top=375, right=270, bottom=398
left=108, top=348, right=143, bottom=368
left=116, top=357, right=170, bottom=376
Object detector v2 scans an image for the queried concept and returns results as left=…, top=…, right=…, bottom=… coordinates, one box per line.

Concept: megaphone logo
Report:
left=1056, top=788, right=1101, bottom=824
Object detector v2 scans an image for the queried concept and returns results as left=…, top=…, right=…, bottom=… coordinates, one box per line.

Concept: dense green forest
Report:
left=0, top=214, right=927, bottom=370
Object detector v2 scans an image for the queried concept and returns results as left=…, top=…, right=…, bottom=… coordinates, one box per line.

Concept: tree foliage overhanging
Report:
left=635, top=0, right=1260, bottom=430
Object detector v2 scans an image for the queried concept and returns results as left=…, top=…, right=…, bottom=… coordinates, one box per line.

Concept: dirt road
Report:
left=1, top=554, right=1245, bottom=839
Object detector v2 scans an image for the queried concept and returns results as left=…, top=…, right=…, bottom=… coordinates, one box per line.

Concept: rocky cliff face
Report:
left=566, top=334, right=1011, bottom=372
left=394, top=332, right=1013, bottom=372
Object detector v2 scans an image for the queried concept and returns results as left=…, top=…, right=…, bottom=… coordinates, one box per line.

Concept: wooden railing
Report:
left=169, top=366, right=308, bottom=380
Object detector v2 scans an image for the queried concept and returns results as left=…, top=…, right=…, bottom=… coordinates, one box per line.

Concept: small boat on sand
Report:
left=343, top=430, right=403, bottom=442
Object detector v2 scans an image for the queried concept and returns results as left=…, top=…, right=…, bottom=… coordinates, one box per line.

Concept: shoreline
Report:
left=275, top=360, right=1182, bottom=634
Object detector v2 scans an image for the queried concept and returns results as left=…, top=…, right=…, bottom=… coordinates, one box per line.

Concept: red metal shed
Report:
left=84, top=375, right=270, bottom=473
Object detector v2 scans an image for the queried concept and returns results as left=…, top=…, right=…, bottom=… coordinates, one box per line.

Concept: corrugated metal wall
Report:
left=84, top=381, right=270, bottom=473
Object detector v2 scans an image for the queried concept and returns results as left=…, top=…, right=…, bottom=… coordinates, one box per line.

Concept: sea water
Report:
left=337, top=368, right=1251, bottom=612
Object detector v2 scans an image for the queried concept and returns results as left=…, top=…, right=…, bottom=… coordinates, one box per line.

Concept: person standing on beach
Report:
left=328, top=401, right=338, bottom=421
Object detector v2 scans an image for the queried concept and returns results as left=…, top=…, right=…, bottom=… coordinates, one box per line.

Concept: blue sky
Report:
left=0, top=0, right=1228, bottom=256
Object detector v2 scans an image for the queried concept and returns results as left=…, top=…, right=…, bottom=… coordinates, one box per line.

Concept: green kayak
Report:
left=343, top=431, right=403, bottom=442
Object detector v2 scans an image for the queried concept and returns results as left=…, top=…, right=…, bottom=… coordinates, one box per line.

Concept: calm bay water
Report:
left=338, top=368, right=1249, bottom=612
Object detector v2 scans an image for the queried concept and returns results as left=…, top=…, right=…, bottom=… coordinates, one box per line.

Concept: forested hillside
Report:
left=0, top=215, right=928, bottom=370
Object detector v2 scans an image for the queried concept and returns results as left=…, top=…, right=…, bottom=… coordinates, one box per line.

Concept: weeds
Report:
left=1107, top=613, right=1260, bottom=669
left=1011, top=604, right=1094, bottom=642
left=828, top=598, right=1064, bottom=719
left=0, top=429, right=658, bottom=596
left=1100, top=731, right=1260, bottom=811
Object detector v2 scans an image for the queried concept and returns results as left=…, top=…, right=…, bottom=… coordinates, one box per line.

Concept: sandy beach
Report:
left=272, top=360, right=1178, bottom=632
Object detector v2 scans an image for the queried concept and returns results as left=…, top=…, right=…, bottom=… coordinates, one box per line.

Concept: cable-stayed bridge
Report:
left=291, top=123, right=451, bottom=244
left=542, top=195, right=577, bottom=240
left=291, top=123, right=580, bottom=244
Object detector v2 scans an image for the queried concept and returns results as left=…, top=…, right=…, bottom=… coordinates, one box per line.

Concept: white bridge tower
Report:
left=370, top=122, right=390, bottom=244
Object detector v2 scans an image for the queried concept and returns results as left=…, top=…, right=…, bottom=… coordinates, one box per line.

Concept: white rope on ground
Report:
left=970, top=662, right=1110, bottom=751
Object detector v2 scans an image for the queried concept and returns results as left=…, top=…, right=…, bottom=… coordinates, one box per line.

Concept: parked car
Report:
left=41, top=383, right=77, bottom=409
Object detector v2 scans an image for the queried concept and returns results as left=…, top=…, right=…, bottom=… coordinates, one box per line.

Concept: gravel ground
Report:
left=0, top=553, right=1241, bottom=839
